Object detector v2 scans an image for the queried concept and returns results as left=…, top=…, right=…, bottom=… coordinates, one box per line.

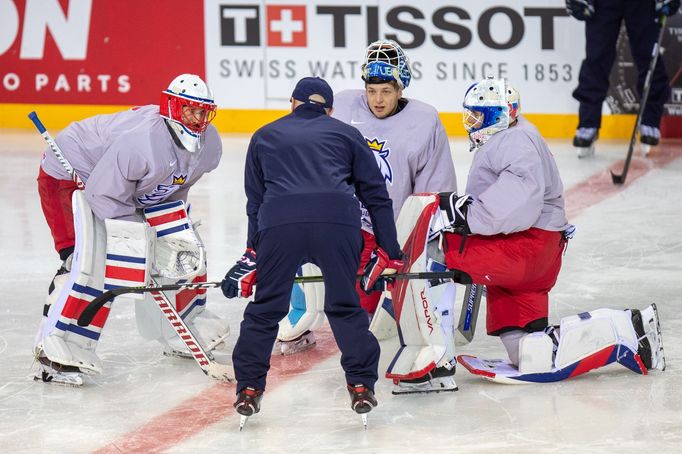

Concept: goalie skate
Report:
left=632, top=304, right=665, bottom=371
left=163, top=311, right=230, bottom=359
left=33, top=356, right=84, bottom=387
left=392, top=365, right=458, bottom=395
left=273, top=331, right=316, bottom=356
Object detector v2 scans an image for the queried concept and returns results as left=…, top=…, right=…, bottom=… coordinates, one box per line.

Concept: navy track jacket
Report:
left=244, top=102, right=400, bottom=259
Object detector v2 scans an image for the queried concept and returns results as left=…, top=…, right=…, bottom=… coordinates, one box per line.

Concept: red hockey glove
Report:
left=222, top=249, right=257, bottom=298
left=360, top=247, right=404, bottom=294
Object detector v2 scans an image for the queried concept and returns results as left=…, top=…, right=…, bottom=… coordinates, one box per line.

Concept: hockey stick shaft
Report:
left=146, top=279, right=233, bottom=382
left=77, top=270, right=461, bottom=327
left=456, top=283, right=484, bottom=345
left=611, top=15, right=666, bottom=185
left=29, top=112, right=233, bottom=381
left=28, top=111, right=85, bottom=189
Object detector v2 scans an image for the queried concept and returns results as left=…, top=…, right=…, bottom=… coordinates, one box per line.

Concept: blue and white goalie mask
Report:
left=361, top=39, right=412, bottom=89
left=462, top=77, right=520, bottom=151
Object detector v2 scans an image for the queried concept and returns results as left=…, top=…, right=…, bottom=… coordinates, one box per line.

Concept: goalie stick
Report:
left=28, top=111, right=234, bottom=383
left=77, top=270, right=463, bottom=327
left=455, top=283, right=484, bottom=345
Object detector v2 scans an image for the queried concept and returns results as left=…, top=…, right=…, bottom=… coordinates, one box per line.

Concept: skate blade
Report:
left=239, top=415, right=248, bottom=431
left=361, top=414, right=368, bottom=429
left=641, top=144, right=653, bottom=157
left=391, top=386, right=458, bottom=395
left=163, top=348, right=194, bottom=359
left=651, top=303, right=666, bottom=371
left=576, top=145, right=594, bottom=159
left=33, top=372, right=83, bottom=387
left=273, top=341, right=316, bottom=356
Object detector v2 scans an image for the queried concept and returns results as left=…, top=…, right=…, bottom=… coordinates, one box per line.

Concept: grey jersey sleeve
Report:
left=413, top=115, right=457, bottom=194
left=467, top=134, right=545, bottom=235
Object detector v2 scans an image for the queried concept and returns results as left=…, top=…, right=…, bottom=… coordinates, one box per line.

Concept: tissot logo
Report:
left=219, top=4, right=308, bottom=47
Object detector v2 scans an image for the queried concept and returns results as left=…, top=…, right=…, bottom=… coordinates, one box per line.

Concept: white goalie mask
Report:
left=361, top=39, right=412, bottom=89
left=462, top=77, right=520, bottom=151
left=160, top=74, right=217, bottom=153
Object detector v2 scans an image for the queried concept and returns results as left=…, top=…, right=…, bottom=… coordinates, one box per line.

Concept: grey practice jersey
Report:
left=40, top=105, right=222, bottom=221
left=333, top=89, right=457, bottom=230
left=466, top=115, right=569, bottom=235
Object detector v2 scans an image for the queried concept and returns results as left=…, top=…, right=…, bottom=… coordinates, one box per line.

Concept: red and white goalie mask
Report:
left=160, top=74, right=217, bottom=153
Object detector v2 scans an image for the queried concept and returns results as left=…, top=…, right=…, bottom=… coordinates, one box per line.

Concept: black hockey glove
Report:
left=222, top=249, right=257, bottom=299
left=439, top=192, right=472, bottom=234
left=656, top=0, right=680, bottom=16
left=565, top=0, right=595, bottom=21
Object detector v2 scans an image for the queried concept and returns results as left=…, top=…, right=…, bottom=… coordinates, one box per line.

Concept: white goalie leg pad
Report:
left=144, top=200, right=205, bottom=281
left=138, top=203, right=230, bottom=354
left=554, top=308, right=638, bottom=369
left=277, top=263, right=326, bottom=342
left=369, top=293, right=397, bottom=340
left=34, top=191, right=106, bottom=375
left=104, top=218, right=154, bottom=299
left=136, top=256, right=230, bottom=355
left=387, top=194, right=458, bottom=380
left=517, top=331, right=554, bottom=374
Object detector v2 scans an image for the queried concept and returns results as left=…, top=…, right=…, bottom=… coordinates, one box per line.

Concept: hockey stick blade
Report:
left=77, top=270, right=462, bottom=327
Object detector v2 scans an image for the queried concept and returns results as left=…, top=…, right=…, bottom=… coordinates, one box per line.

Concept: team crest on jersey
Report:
left=172, top=174, right=187, bottom=185
left=366, top=137, right=393, bottom=185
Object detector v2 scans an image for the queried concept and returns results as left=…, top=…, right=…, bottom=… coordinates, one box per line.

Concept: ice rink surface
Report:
left=1, top=130, right=681, bottom=453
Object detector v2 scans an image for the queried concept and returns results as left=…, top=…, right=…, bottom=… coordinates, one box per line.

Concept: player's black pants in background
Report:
left=232, top=222, right=380, bottom=393
left=573, top=0, right=670, bottom=129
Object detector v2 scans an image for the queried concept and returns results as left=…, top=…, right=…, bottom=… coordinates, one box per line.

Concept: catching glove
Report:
left=360, top=247, right=404, bottom=294
left=222, top=249, right=257, bottom=298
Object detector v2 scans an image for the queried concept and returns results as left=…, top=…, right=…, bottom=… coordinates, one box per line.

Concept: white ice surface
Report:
left=0, top=130, right=681, bottom=453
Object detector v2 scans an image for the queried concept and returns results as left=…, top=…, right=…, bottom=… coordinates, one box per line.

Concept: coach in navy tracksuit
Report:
left=222, top=77, right=401, bottom=408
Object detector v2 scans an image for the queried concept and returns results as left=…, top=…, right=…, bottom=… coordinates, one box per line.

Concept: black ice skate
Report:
left=631, top=304, right=666, bottom=372
left=347, top=384, right=377, bottom=429
left=234, top=387, right=263, bottom=431
left=639, top=125, right=660, bottom=156
left=573, top=127, right=598, bottom=159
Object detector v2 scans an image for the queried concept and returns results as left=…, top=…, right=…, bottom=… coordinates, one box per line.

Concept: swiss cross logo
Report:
left=266, top=5, right=306, bottom=47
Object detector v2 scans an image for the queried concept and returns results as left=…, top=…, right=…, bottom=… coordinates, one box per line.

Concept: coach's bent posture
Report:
left=222, top=77, right=402, bottom=428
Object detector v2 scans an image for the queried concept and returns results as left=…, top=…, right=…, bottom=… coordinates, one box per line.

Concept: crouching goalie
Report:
left=33, top=74, right=230, bottom=386
left=379, top=77, right=664, bottom=388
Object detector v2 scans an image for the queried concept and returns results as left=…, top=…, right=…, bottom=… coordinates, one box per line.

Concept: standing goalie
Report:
left=34, top=74, right=230, bottom=386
